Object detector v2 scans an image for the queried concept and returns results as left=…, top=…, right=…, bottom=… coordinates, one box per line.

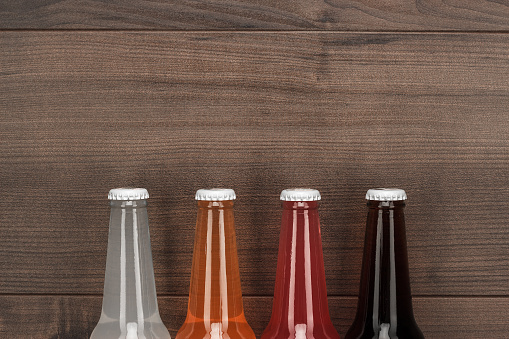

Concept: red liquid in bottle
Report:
left=262, top=190, right=340, bottom=339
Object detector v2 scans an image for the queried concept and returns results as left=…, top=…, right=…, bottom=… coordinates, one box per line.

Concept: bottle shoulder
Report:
left=345, top=322, right=425, bottom=339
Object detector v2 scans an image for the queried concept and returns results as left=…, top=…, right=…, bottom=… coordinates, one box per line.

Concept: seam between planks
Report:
left=2, top=29, right=509, bottom=34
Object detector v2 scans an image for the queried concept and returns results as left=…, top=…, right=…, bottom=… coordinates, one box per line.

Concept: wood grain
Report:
left=0, top=295, right=507, bottom=338
left=2, top=0, right=509, bottom=31
left=1, top=32, right=509, bottom=298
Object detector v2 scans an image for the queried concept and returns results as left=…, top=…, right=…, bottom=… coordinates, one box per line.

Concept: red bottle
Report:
left=262, top=189, right=340, bottom=339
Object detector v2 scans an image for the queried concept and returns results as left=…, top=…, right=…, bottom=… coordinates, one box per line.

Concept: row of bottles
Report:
left=91, top=187, right=424, bottom=339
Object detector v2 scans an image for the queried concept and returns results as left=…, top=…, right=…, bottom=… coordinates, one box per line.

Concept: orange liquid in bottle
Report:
left=176, top=199, right=255, bottom=339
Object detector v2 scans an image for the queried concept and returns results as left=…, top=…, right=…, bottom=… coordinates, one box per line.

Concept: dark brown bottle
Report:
left=345, top=188, right=424, bottom=339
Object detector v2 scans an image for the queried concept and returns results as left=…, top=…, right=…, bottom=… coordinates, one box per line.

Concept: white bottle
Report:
left=90, top=188, right=171, bottom=339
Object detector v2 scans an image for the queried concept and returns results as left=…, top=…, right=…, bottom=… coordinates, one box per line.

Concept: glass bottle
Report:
left=176, top=188, right=255, bottom=339
left=91, top=188, right=171, bottom=339
left=345, top=188, right=424, bottom=339
left=261, top=188, right=340, bottom=339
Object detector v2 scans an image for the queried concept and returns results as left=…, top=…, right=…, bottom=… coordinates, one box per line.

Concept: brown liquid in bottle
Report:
left=176, top=198, right=255, bottom=339
left=345, top=192, right=424, bottom=339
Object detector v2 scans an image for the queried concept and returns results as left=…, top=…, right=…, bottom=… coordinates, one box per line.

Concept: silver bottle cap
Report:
left=195, top=188, right=236, bottom=201
left=280, top=188, right=321, bottom=201
left=108, top=188, right=149, bottom=200
left=365, top=188, right=407, bottom=201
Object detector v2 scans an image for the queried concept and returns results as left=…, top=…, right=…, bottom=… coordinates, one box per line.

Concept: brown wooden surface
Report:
left=2, top=4, right=509, bottom=335
left=2, top=0, right=509, bottom=31
left=1, top=295, right=508, bottom=338
left=1, top=32, right=509, bottom=298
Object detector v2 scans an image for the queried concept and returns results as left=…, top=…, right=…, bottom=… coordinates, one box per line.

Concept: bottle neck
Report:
left=110, top=199, right=148, bottom=209
left=366, top=199, right=413, bottom=302
left=187, top=200, right=245, bottom=323
left=349, top=200, right=417, bottom=336
left=197, top=200, right=234, bottom=209
left=100, top=199, right=160, bottom=335
left=263, top=200, right=337, bottom=337
left=282, top=200, right=319, bottom=210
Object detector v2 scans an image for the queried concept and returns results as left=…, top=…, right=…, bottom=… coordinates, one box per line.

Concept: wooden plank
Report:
left=0, top=295, right=507, bottom=338
left=2, top=0, right=509, bottom=31
left=1, top=32, right=509, bottom=296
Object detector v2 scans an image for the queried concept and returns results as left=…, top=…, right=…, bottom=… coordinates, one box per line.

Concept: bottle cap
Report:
left=365, top=188, right=407, bottom=201
left=108, top=188, right=149, bottom=200
left=195, top=188, right=236, bottom=201
left=280, top=188, right=321, bottom=201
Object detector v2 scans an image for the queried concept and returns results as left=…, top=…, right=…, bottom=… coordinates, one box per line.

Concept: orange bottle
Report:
left=176, top=188, right=256, bottom=339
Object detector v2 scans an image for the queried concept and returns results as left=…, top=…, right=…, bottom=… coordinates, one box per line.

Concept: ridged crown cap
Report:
left=108, top=188, right=149, bottom=200
left=366, top=188, right=407, bottom=201
left=280, top=188, right=321, bottom=201
left=195, top=188, right=236, bottom=201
